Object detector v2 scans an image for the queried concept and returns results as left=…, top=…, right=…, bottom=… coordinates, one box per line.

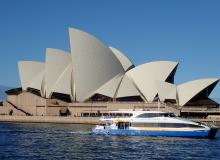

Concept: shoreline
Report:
left=1, top=115, right=220, bottom=128
left=0, top=115, right=100, bottom=125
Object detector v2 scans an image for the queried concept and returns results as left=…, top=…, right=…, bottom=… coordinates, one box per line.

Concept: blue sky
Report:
left=0, top=0, right=219, bottom=98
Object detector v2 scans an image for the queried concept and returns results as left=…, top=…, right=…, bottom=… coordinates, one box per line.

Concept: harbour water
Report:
left=0, top=123, right=220, bottom=160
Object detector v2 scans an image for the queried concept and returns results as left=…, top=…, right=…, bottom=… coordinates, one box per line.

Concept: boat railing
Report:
left=195, top=121, right=217, bottom=128
left=204, top=122, right=217, bottom=128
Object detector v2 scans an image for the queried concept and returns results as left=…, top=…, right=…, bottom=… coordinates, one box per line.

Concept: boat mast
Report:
left=157, top=99, right=160, bottom=112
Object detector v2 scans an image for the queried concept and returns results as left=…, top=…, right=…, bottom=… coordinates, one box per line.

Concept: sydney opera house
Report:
left=0, top=28, right=219, bottom=117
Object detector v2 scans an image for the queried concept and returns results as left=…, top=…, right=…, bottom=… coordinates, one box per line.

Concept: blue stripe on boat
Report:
left=93, top=129, right=210, bottom=137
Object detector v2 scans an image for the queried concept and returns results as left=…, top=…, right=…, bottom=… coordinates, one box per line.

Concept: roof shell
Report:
left=69, top=28, right=124, bottom=102
left=94, top=72, right=124, bottom=98
left=45, top=48, right=72, bottom=98
left=177, top=78, right=220, bottom=106
left=116, top=74, right=141, bottom=98
left=109, top=47, right=134, bottom=71
left=156, top=81, right=177, bottom=101
left=18, top=61, right=45, bottom=96
left=126, top=61, right=178, bottom=101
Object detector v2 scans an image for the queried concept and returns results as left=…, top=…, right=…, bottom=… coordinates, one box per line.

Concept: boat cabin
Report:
left=117, top=121, right=130, bottom=130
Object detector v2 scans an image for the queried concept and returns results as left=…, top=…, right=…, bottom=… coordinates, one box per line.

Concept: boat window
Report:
left=163, top=113, right=176, bottom=117
left=118, top=122, right=130, bottom=129
left=136, top=113, right=161, bottom=118
left=131, top=123, right=204, bottom=128
left=136, top=113, right=176, bottom=118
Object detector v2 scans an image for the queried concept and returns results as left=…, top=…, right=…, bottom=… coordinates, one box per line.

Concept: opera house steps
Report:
left=6, top=100, right=32, bottom=116
left=0, top=101, right=26, bottom=116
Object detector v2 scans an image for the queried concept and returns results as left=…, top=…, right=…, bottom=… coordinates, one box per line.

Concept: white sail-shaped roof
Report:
left=17, top=27, right=220, bottom=105
left=116, top=75, right=141, bottom=98
left=45, top=48, right=72, bottom=98
left=177, top=78, right=220, bottom=106
left=126, top=61, right=178, bottom=102
left=94, top=72, right=124, bottom=98
left=51, top=65, right=73, bottom=97
left=156, top=81, right=177, bottom=101
left=109, top=47, right=134, bottom=71
left=18, top=61, right=45, bottom=96
left=69, top=28, right=124, bottom=101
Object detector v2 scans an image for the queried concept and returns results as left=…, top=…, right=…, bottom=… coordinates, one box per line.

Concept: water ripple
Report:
left=0, top=123, right=220, bottom=160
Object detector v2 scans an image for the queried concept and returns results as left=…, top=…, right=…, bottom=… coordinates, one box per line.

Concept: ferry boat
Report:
left=93, top=110, right=218, bottom=138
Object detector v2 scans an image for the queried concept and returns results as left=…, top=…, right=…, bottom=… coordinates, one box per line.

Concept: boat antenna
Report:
left=157, top=99, right=160, bottom=112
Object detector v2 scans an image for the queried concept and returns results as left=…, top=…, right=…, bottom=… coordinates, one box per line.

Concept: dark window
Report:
left=136, top=113, right=160, bottom=118
left=118, top=122, right=130, bottom=129
left=27, top=88, right=41, bottom=96
left=131, top=123, right=204, bottom=128
left=116, top=96, right=144, bottom=102
left=5, top=87, right=22, bottom=95
left=136, top=113, right=176, bottom=118
left=89, top=94, right=113, bottom=102
left=51, top=92, right=71, bottom=102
